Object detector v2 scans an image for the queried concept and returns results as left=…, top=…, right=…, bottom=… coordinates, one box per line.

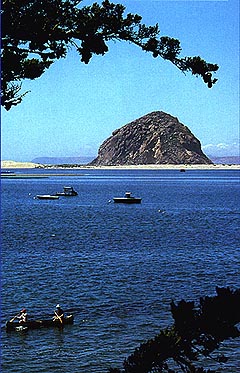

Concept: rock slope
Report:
left=90, top=111, right=212, bottom=166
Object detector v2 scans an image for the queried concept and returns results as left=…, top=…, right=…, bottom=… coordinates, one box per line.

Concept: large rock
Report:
left=90, top=111, right=212, bottom=166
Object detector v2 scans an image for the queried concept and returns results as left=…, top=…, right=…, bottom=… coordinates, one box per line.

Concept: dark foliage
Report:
left=2, top=0, right=219, bottom=110
left=109, top=287, right=240, bottom=373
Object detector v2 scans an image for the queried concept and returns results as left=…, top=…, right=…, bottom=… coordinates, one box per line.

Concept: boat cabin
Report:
left=63, top=187, right=78, bottom=196
left=55, top=186, right=78, bottom=196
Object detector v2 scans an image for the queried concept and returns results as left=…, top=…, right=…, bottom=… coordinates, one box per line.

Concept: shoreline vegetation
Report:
left=1, top=160, right=239, bottom=170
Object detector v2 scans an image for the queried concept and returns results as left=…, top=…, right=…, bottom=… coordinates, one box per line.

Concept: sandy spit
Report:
left=1, top=160, right=44, bottom=169
left=1, top=160, right=239, bottom=170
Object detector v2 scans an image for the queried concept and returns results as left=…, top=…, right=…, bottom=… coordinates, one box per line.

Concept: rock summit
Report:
left=90, top=111, right=212, bottom=166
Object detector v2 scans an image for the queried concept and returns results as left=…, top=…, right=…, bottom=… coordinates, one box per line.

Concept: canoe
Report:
left=113, top=192, right=141, bottom=204
left=5, top=314, right=74, bottom=332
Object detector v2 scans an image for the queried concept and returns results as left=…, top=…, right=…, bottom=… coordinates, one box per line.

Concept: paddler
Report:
left=15, top=308, right=28, bottom=323
left=53, top=304, right=64, bottom=323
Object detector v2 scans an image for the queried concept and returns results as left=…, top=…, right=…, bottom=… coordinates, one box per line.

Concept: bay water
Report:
left=1, top=168, right=240, bottom=372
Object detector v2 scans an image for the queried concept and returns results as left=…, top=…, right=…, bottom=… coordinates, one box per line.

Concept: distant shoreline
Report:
left=1, top=160, right=239, bottom=170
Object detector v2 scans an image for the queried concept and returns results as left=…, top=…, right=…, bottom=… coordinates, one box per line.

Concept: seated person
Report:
left=17, top=308, right=28, bottom=324
left=53, top=304, right=64, bottom=322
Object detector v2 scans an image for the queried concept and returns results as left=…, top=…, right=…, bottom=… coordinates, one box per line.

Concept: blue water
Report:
left=1, top=169, right=240, bottom=372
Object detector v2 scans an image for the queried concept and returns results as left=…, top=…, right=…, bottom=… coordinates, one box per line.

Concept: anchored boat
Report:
left=113, top=192, right=141, bottom=204
left=55, top=186, right=78, bottom=196
left=6, top=314, right=74, bottom=332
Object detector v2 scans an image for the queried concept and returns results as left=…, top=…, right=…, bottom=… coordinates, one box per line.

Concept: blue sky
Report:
left=1, top=0, right=239, bottom=161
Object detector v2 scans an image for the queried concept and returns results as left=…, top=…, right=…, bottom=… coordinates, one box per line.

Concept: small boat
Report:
left=35, top=195, right=59, bottom=200
left=1, top=170, right=15, bottom=174
left=113, top=192, right=142, bottom=204
left=55, top=186, right=78, bottom=196
left=5, top=314, right=74, bottom=332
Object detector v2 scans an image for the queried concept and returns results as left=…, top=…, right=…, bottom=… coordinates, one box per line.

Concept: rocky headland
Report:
left=90, top=111, right=212, bottom=166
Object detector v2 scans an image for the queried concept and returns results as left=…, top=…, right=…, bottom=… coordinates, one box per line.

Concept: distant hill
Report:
left=209, top=156, right=240, bottom=165
left=31, top=156, right=95, bottom=165
left=90, top=111, right=212, bottom=166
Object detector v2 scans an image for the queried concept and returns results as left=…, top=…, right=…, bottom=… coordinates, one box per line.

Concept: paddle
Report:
left=10, top=313, right=20, bottom=322
left=9, top=312, right=21, bottom=322
left=54, top=311, right=63, bottom=325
